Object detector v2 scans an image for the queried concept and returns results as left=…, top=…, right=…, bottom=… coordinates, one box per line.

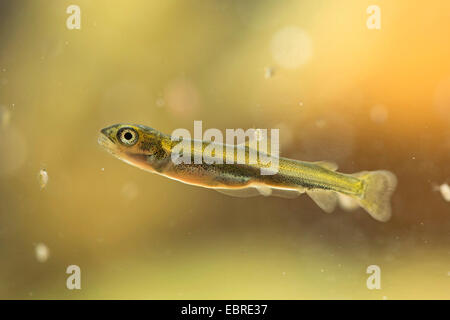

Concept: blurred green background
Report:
left=0, top=0, right=449, bottom=299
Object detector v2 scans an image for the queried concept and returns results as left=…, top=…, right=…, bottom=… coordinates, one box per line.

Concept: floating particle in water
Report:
left=315, top=119, right=326, bottom=129
left=156, top=97, right=165, bottom=108
left=38, top=169, right=49, bottom=190
left=0, top=105, right=11, bottom=128
left=438, top=183, right=450, bottom=202
left=298, top=101, right=304, bottom=107
left=320, top=268, right=325, bottom=273
left=264, top=67, right=274, bottom=79
left=281, top=271, right=286, bottom=276
left=35, top=243, right=50, bottom=263
left=370, top=104, right=388, bottom=124
left=100, top=167, right=105, bottom=172
left=338, top=193, right=359, bottom=211
left=121, top=182, right=139, bottom=200
left=382, top=296, right=388, bottom=300
left=271, top=26, right=313, bottom=69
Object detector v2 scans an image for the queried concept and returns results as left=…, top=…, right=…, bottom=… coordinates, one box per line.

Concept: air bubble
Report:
left=35, top=243, right=50, bottom=263
left=438, top=183, right=450, bottom=202
left=156, top=98, right=165, bottom=108
left=370, top=104, right=388, bottom=124
left=271, top=26, right=313, bottom=69
left=264, top=67, right=274, bottom=79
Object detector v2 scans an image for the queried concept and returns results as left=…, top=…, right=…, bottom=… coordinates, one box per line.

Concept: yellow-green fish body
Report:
left=99, top=124, right=397, bottom=222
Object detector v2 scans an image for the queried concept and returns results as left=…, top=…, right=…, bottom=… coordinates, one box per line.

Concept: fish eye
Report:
left=117, top=127, right=138, bottom=146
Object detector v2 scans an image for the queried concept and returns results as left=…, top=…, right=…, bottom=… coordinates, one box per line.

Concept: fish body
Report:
left=99, top=124, right=397, bottom=222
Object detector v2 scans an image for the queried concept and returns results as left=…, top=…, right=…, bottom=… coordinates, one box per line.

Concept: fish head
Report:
left=98, top=124, right=166, bottom=167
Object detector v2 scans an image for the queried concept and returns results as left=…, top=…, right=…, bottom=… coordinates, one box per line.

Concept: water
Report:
left=0, top=0, right=448, bottom=299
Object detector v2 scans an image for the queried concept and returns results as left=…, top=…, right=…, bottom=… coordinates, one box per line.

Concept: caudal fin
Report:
left=352, top=170, right=397, bottom=222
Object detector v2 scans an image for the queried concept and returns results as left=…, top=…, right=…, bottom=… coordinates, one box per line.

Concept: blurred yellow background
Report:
left=0, top=0, right=449, bottom=299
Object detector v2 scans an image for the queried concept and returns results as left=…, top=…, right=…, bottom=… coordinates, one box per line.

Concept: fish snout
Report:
left=100, top=127, right=109, bottom=136
left=100, top=126, right=118, bottom=142
left=98, top=126, right=118, bottom=148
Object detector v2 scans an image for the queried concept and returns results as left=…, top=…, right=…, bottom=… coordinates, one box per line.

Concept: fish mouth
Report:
left=98, top=131, right=117, bottom=154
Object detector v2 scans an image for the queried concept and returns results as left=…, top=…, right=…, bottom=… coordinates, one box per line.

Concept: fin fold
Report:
left=337, top=193, right=360, bottom=211
left=270, top=187, right=305, bottom=199
left=215, top=185, right=304, bottom=199
left=215, top=188, right=261, bottom=198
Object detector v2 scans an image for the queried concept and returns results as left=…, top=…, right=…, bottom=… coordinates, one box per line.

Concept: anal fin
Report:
left=306, top=189, right=338, bottom=213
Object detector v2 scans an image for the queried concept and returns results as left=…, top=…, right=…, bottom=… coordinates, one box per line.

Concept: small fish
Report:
left=98, top=124, right=397, bottom=222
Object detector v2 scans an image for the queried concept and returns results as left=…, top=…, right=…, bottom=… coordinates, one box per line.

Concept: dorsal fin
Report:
left=312, top=161, right=338, bottom=171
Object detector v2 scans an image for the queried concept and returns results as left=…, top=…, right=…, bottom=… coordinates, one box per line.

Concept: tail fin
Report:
left=353, top=170, right=397, bottom=222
